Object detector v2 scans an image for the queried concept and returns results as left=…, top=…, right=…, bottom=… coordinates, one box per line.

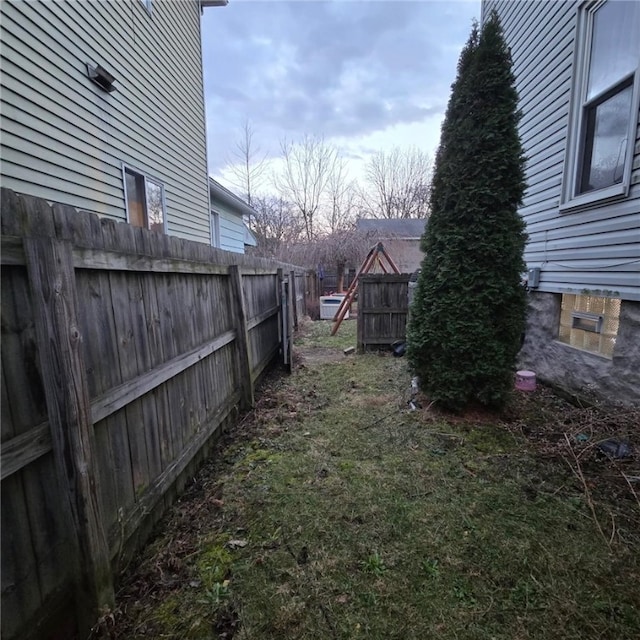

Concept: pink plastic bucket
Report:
left=515, top=370, right=536, bottom=392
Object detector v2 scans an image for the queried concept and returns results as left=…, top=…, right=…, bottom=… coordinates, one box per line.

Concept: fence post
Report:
left=276, top=267, right=284, bottom=348
left=289, top=270, right=298, bottom=330
left=23, top=234, right=114, bottom=633
left=305, top=270, right=316, bottom=317
left=357, top=276, right=365, bottom=353
left=228, top=265, right=254, bottom=409
left=303, top=271, right=310, bottom=316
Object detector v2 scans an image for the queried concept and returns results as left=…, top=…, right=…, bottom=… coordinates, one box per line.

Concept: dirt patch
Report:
left=294, top=345, right=346, bottom=366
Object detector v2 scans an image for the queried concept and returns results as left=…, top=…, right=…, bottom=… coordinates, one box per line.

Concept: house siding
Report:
left=485, top=0, right=640, bottom=302
left=214, top=202, right=247, bottom=254
left=382, top=239, right=423, bottom=274
left=0, top=0, right=210, bottom=243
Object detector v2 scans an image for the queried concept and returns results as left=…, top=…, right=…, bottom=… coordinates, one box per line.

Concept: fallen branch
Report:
left=563, top=433, right=610, bottom=549
left=360, top=408, right=400, bottom=430
left=620, top=471, right=640, bottom=511
left=609, top=512, right=617, bottom=546
left=319, top=602, right=339, bottom=640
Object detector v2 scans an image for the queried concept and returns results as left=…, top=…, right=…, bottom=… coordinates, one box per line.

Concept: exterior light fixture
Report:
left=86, top=63, right=116, bottom=93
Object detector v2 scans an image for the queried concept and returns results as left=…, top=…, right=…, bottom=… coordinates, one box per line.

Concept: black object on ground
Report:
left=597, top=439, right=633, bottom=459
left=392, top=341, right=406, bottom=357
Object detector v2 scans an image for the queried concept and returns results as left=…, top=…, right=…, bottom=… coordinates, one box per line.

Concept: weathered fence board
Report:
left=2, top=472, right=43, bottom=639
left=0, top=422, right=51, bottom=481
left=229, top=265, right=255, bottom=409
left=23, top=232, right=115, bottom=629
left=0, top=188, right=305, bottom=640
left=357, top=273, right=411, bottom=352
left=318, top=269, right=356, bottom=295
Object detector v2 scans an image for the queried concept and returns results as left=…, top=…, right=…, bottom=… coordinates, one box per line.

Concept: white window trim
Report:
left=560, top=0, right=640, bottom=213
left=211, top=209, right=221, bottom=248
left=122, top=163, right=168, bottom=233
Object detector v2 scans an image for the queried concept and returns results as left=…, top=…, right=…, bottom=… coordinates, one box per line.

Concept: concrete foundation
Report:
left=518, top=292, right=640, bottom=406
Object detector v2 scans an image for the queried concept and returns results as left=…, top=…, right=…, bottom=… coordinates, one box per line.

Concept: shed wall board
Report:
left=383, top=239, right=424, bottom=274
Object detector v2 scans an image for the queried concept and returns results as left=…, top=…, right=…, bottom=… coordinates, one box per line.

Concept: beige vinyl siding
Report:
left=0, top=0, right=210, bottom=243
left=485, top=0, right=640, bottom=301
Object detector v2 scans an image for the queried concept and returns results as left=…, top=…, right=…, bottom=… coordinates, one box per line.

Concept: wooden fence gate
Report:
left=357, top=273, right=411, bottom=352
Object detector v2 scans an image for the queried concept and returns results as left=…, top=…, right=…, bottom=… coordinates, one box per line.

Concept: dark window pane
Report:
left=125, top=170, right=146, bottom=227
left=579, top=84, right=633, bottom=194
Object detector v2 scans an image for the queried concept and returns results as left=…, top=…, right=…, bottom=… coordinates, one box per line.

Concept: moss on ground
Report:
left=106, top=319, right=640, bottom=640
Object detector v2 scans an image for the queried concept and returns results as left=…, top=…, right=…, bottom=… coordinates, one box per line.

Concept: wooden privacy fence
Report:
left=0, top=188, right=305, bottom=640
left=317, top=269, right=356, bottom=295
left=357, top=273, right=411, bottom=352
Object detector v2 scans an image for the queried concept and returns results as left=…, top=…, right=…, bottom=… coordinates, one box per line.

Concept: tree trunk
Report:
left=336, top=260, right=346, bottom=292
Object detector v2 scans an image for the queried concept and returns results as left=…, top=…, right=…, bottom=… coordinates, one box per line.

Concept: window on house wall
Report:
left=558, top=293, right=620, bottom=357
left=562, top=0, right=640, bottom=209
left=123, top=166, right=166, bottom=233
left=211, top=210, right=221, bottom=248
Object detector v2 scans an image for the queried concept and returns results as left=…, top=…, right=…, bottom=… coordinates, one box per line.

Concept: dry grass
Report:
left=100, top=319, right=640, bottom=640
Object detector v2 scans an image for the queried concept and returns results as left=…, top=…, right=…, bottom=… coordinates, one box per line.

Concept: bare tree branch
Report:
left=225, top=119, right=268, bottom=205
left=321, top=156, right=360, bottom=234
left=276, top=135, right=339, bottom=241
left=268, top=227, right=377, bottom=291
left=361, top=146, right=433, bottom=219
left=248, top=195, right=304, bottom=258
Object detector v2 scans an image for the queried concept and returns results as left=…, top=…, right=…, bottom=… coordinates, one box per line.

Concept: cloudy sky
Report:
left=201, top=0, right=481, bottom=189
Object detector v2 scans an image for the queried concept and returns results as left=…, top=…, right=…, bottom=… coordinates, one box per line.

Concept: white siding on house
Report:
left=0, top=0, right=210, bottom=243
left=213, top=201, right=247, bottom=254
left=485, top=0, right=640, bottom=301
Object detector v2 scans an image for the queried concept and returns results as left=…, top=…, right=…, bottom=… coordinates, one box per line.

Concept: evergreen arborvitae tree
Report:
left=407, top=13, right=527, bottom=411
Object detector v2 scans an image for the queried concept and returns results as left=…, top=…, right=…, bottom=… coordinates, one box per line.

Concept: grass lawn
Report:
left=106, top=319, right=640, bottom=640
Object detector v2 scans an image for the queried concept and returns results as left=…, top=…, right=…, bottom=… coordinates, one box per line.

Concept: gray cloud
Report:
left=202, top=0, right=480, bottom=172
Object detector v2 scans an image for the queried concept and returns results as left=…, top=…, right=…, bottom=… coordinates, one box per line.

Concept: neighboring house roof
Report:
left=356, top=218, right=427, bottom=239
left=209, top=179, right=258, bottom=219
